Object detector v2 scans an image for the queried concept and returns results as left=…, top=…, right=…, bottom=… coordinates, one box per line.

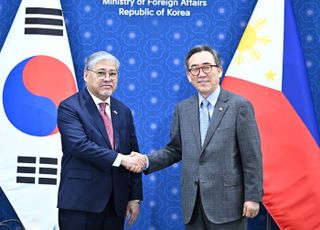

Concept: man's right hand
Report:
left=120, top=153, right=146, bottom=173
left=131, top=151, right=147, bottom=170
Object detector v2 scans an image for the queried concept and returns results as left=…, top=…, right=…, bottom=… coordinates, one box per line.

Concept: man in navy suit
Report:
left=57, top=51, right=143, bottom=230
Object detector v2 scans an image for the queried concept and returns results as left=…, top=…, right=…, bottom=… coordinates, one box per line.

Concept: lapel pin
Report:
left=113, top=110, right=118, bottom=115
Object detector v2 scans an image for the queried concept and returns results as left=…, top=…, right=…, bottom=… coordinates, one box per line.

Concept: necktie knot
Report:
left=98, top=102, right=107, bottom=112
left=201, top=99, right=210, bottom=108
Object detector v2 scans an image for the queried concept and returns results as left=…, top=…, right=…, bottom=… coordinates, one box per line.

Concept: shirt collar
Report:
left=198, top=85, right=221, bottom=108
left=86, top=87, right=111, bottom=107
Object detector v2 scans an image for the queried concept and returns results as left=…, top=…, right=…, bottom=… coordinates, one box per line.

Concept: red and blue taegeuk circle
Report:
left=3, top=55, right=77, bottom=136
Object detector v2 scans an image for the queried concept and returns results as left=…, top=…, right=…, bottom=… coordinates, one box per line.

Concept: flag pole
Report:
left=266, top=212, right=271, bottom=230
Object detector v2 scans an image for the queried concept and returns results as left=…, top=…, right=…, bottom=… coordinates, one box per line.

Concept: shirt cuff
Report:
left=144, top=155, right=149, bottom=170
left=131, top=199, right=142, bottom=204
left=112, top=153, right=123, bottom=167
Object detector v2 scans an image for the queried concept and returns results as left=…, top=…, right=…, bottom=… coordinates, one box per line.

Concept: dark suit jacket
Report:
left=57, top=88, right=142, bottom=216
left=145, top=88, right=263, bottom=224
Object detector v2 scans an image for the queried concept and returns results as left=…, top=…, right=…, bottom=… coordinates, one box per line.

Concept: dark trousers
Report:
left=59, top=197, right=124, bottom=230
left=186, top=189, right=247, bottom=230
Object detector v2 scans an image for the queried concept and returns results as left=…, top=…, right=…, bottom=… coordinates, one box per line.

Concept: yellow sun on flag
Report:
left=236, top=19, right=271, bottom=65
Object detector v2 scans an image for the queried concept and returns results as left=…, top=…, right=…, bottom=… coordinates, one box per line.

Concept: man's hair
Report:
left=185, top=45, right=222, bottom=70
left=85, top=51, right=120, bottom=70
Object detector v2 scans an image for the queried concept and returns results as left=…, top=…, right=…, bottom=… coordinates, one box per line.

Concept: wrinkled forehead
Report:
left=92, top=59, right=118, bottom=71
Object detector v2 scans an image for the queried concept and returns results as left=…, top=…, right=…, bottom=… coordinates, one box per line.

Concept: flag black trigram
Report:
left=16, top=156, right=58, bottom=185
left=25, top=7, right=63, bottom=36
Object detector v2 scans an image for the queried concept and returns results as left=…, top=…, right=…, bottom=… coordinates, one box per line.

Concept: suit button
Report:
left=194, top=180, right=198, bottom=185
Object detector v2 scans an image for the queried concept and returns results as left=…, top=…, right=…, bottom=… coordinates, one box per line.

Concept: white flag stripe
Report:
left=25, top=15, right=63, bottom=21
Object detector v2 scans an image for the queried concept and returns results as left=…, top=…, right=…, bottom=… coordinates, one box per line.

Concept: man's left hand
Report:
left=126, top=200, right=140, bottom=226
left=243, top=201, right=260, bottom=218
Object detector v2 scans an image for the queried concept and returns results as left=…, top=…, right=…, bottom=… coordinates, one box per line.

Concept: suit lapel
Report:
left=82, top=89, right=113, bottom=148
left=201, top=89, right=229, bottom=153
left=110, top=98, right=120, bottom=151
left=187, top=95, right=202, bottom=154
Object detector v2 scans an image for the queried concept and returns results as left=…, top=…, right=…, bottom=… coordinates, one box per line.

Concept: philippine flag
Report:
left=223, top=0, right=320, bottom=229
left=0, top=0, right=77, bottom=229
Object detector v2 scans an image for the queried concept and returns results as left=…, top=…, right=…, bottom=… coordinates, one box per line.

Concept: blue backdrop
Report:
left=0, top=0, right=319, bottom=229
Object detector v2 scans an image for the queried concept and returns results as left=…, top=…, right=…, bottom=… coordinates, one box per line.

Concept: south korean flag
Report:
left=0, top=0, right=77, bottom=229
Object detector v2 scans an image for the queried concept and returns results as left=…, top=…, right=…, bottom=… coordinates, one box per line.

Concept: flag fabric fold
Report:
left=223, top=0, right=320, bottom=229
left=0, top=0, right=77, bottom=229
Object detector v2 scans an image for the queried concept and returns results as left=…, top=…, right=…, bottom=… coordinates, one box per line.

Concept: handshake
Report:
left=121, top=152, right=147, bottom=173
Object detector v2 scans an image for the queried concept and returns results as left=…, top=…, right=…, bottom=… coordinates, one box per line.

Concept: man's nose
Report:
left=102, top=74, right=112, bottom=81
left=198, top=68, right=207, bottom=77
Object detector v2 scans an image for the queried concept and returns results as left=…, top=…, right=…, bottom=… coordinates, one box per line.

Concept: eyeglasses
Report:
left=188, top=64, right=219, bottom=76
left=88, top=69, right=118, bottom=80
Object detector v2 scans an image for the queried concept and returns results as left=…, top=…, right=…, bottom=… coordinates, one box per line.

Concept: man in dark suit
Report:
left=57, top=51, right=143, bottom=230
left=132, top=45, right=263, bottom=229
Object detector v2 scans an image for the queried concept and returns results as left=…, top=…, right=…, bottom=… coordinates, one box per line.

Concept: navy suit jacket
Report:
left=57, top=88, right=142, bottom=216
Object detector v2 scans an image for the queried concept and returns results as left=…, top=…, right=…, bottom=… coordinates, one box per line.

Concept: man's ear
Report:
left=186, top=72, right=192, bottom=82
left=84, top=70, right=89, bottom=82
left=218, top=67, right=223, bottom=79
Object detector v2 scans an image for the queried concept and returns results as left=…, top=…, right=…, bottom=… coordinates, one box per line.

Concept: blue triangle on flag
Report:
left=282, top=0, right=320, bottom=146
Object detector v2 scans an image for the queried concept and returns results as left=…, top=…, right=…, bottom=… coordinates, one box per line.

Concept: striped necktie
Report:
left=98, top=102, right=114, bottom=149
left=200, top=99, right=210, bottom=146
